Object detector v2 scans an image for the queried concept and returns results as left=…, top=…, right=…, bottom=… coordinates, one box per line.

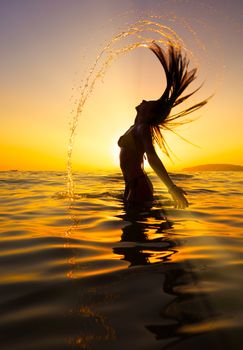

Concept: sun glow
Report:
left=112, top=143, right=120, bottom=167
left=1, top=3, right=242, bottom=172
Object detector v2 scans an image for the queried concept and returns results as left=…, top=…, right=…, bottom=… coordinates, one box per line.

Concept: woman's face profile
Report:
left=135, top=99, right=171, bottom=124
left=136, top=100, right=155, bottom=114
left=135, top=100, right=161, bottom=123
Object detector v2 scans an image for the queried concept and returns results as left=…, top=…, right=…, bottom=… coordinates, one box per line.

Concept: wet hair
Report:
left=148, top=42, right=209, bottom=157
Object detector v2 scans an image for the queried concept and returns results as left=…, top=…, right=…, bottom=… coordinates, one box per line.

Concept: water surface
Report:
left=0, top=170, right=243, bottom=349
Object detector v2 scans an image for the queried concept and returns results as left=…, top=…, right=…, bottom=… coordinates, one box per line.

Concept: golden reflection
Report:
left=0, top=273, right=39, bottom=284
left=228, top=259, right=243, bottom=265
left=171, top=252, right=228, bottom=263
left=74, top=305, right=116, bottom=346
left=2, top=169, right=243, bottom=350
left=179, top=318, right=238, bottom=334
left=173, top=281, right=227, bottom=294
left=67, top=265, right=125, bottom=279
left=67, top=292, right=116, bottom=348
left=113, top=206, right=176, bottom=267
left=111, top=203, right=237, bottom=346
left=68, top=305, right=116, bottom=349
left=60, top=170, right=243, bottom=348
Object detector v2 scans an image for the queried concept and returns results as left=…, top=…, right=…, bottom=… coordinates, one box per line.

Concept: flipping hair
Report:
left=148, top=42, right=209, bottom=157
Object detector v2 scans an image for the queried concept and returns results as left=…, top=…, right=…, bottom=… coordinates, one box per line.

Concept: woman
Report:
left=118, top=42, right=208, bottom=209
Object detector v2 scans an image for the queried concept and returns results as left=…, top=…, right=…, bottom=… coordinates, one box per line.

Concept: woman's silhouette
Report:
left=118, top=42, right=208, bottom=209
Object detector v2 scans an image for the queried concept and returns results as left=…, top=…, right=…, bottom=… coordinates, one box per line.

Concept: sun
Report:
left=112, top=143, right=120, bottom=166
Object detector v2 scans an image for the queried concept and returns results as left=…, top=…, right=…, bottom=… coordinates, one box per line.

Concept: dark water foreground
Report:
left=0, top=170, right=243, bottom=349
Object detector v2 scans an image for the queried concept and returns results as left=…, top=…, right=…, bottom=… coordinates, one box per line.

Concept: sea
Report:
left=0, top=170, right=243, bottom=350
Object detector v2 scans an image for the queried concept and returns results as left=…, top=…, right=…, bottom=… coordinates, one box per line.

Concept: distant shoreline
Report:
left=183, top=164, right=243, bottom=172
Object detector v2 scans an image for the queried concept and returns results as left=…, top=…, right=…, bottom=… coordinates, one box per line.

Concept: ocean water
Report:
left=0, top=170, right=243, bottom=350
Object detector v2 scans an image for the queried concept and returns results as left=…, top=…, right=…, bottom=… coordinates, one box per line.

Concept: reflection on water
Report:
left=112, top=205, right=229, bottom=349
left=114, top=208, right=175, bottom=266
left=0, top=171, right=243, bottom=349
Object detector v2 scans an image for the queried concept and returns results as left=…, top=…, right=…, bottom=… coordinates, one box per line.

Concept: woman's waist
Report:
left=121, top=168, right=146, bottom=183
left=120, top=149, right=143, bottom=165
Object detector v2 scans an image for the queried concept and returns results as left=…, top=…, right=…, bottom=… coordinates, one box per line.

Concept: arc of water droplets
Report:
left=67, top=18, right=192, bottom=199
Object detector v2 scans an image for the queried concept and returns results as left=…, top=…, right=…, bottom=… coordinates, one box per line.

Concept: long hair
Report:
left=148, top=42, right=209, bottom=157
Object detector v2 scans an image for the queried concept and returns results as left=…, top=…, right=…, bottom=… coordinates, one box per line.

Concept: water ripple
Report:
left=1, top=171, right=243, bottom=349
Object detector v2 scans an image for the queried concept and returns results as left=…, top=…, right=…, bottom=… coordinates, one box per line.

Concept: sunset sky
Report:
left=1, top=0, right=242, bottom=171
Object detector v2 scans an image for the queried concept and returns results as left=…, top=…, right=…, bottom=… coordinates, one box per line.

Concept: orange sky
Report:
left=1, top=0, right=242, bottom=171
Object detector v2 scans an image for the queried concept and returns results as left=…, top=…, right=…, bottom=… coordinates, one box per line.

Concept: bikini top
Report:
left=118, top=126, right=138, bottom=150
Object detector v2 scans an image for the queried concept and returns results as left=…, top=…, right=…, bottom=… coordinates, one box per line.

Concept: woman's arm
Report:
left=147, top=152, right=189, bottom=208
left=138, top=125, right=189, bottom=208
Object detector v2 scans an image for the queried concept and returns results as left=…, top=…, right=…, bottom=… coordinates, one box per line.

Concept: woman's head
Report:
left=135, top=99, right=171, bottom=125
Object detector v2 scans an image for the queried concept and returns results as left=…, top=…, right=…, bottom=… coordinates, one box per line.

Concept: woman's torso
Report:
left=118, top=125, right=145, bottom=182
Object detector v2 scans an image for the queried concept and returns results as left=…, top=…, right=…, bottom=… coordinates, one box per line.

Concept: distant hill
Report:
left=183, top=164, right=243, bottom=171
